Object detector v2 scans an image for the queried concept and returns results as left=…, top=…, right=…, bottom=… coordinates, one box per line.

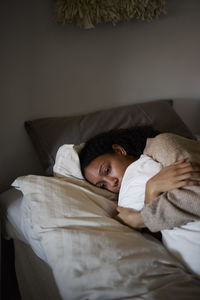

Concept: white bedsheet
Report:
left=162, top=221, right=200, bottom=276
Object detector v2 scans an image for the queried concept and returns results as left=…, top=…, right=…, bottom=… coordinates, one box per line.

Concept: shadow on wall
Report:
left=173, top=99, right=200, bottom=135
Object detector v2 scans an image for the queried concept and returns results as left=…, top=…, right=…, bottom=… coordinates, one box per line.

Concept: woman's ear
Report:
left=112, top=144, right=127, bottom=155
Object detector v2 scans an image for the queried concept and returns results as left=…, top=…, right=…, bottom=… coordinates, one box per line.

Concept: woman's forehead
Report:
left=87, top=154, right=110, bottom=170
left=84, top=156, right=105, bottom=184
left=85, top=152, right=112, bottom=172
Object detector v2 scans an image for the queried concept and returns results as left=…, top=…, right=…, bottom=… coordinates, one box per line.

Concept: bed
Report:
left=1, top=99, right=200, bottom=300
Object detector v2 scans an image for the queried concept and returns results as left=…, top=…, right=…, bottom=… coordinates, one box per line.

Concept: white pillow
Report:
left=53, top=143, right=85, bottom=179
left=14, top=174, right=199, bottom=300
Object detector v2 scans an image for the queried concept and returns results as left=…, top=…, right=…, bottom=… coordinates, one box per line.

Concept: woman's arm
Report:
left=116, top=161, right=200, bottom=231
left=142, top=133, right=200, bottom=231
left=116, top=207, right=145, bottom=229
left=141, top=161, right=200, bottom=232
left=145, top=160, right=200, bottom=204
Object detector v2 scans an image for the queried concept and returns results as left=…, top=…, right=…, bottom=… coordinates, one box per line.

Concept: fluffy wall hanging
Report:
left=54, top=0, right=167, bottom=29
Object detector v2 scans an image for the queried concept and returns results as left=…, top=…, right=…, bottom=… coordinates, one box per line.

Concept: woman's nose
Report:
left=107, top=176, right=118, bottom=187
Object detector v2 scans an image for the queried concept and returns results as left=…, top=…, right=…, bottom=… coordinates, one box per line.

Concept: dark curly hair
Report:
left=79, top=126, right=159, bottom=177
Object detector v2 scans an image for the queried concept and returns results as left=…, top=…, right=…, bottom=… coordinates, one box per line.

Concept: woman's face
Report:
left=84, top=146, right=135, bottom=193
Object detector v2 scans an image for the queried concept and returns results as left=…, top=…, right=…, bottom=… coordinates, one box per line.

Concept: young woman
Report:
left=79, top=126, right=200, bottom=276
left=79, top=126, right=200, bottom=230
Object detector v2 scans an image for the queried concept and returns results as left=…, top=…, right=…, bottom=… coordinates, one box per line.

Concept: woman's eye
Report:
left=100, top=183, right=106, bottom=189
left=105, top=167, right=110, bottom=175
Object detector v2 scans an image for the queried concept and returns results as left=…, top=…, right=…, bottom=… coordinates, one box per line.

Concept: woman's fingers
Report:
left=174, top=166, right=200, bottom=177
left=172, top=158, right=186, bottom=165
left=168, top=165, right=200, bottom=186
left=175, top=179, right=200, bottom=189
left=169, top=162, right=200, bottom=178
left=145, top=161, right=200, bottom=203
left=178, top=172, right=200, bottom=180
left=172, top=161, right=200, bottom=171
left=158, top=179, right=200, bottom=191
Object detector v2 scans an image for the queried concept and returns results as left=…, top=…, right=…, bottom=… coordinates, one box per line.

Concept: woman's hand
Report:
left=145, top=160, right=200, bottom=204
left=116, top=206, right=145, bottom=229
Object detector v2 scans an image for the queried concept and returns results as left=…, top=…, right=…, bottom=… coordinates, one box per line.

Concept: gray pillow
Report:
left=25, top=99, right=194, bottom=175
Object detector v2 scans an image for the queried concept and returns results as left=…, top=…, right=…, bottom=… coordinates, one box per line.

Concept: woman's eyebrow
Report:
left=94, top=163, right=104, bottom=186
left=98, top=162, right=104, bottom=176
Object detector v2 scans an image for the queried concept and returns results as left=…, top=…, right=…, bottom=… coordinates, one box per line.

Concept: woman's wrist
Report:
left=145, top=179, right=160, bottom=204
left=128, top=211, right=145, bottom=228
left=116, top=207, right=145, bottom=228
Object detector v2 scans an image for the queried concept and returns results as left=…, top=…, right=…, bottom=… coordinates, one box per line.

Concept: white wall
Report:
left=1, top=0, right=200, bottom=192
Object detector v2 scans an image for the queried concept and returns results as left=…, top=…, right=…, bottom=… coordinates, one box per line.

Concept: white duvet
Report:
left=14, top=174, right=200, bottom=300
